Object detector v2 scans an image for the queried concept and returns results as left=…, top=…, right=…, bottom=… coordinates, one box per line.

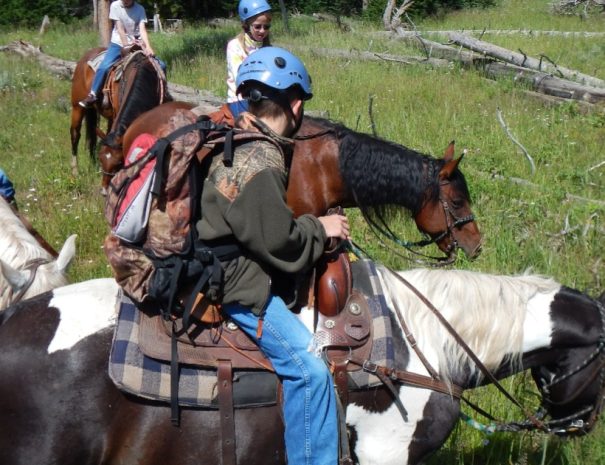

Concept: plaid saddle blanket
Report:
left=108, top=258, right=395, bottom=407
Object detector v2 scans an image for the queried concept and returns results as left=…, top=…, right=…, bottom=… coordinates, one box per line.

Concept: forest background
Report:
left=0, top=0, right=497, bottom=26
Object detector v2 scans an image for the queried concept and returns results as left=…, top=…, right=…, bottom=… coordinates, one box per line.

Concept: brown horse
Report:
left=70, top=47, right=169, bottom=179
left=103, top=101, right=481, bottom=260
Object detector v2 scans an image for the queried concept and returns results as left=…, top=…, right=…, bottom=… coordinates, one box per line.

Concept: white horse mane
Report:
left=377, top=266, right=561, bottom=383
left=0, top=198, right=77, bottom=310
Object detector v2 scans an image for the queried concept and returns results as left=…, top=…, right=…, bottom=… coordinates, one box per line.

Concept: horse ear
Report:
left=439, top=150, right=463, bottom=181
left=55, top=234, right=77, bottom=274
left=443, top=140, right=455, bottom=162
left=0, top=259, right=28, bottom=290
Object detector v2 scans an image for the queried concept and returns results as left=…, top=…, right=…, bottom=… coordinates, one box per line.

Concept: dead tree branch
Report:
left=496, top=107, right=536, bottom=176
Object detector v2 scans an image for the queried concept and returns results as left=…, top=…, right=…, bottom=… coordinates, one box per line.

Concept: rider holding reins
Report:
left=198, top=46, right=350, bottom=464
left=79, top=0, right=166, bottom=108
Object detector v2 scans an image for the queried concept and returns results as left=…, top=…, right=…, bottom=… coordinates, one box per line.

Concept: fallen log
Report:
left=448, top=32, right=605, bottom=89
left=375, top=30, right=605, bottom=37
left=288, top=44, right=452, bottom=68
left=378, top=31, right=605, bottom=106
left=479, top=60, right=605, bottom=104
left=0, top=40, right=75, bottom=78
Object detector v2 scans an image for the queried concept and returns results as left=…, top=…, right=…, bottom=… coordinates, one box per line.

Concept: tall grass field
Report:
left=0, top=0, right=604, bottom=463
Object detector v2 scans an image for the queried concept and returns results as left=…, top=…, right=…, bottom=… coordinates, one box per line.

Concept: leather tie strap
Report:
left=218, top=360, right=236, bottom=465
left=348, top=356, right=464, bottom=399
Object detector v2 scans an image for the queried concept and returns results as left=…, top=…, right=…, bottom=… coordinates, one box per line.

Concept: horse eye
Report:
left=451, top=199, right=464, bottom=210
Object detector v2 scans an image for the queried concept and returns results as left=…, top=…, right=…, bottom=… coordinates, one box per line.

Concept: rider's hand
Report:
left=318, top=214, right=350, bottom=241
left=144, top=45, right=155, bottom=57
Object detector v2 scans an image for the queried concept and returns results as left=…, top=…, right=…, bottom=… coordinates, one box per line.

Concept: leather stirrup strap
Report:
left=218, top=360, right=236, bottom=465
left=335, top=392, right=353, bottom=465
left=332, top=360, right=349, bottom=407
left=170, top=319, right=180, bottom=425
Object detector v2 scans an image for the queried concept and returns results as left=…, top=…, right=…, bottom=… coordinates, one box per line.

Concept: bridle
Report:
left=1, top=257, right=51, bottom=305
left=533, top=298, right=605, bottom=435
left=426, top=180, right=476, bottom=257
left=460, top=298, right=605, bottom=436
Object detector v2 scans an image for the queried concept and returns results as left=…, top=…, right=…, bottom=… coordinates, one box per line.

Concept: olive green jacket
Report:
left=196, top=115, right=327, bottom=315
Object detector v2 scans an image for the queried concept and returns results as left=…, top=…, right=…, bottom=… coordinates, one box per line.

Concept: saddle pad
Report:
left=347, top=259, right=396, bottom=389
left=86, top=51, right=106, bottom=72
left=108, top=297, right=278, bottom=408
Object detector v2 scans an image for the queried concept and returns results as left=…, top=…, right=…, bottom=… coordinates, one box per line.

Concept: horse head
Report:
left=529, top=292, right=605, bottom=436
left=97, top=129, right=124, bottom=196
left=0, top=234, right=77, bottom=310
left=413, top=141, right=482, bottom=260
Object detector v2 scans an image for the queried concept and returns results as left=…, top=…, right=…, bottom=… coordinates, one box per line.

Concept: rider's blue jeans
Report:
left=223, top=296, right=338, bottom=465
left=90, top=42, right=167, bottom=95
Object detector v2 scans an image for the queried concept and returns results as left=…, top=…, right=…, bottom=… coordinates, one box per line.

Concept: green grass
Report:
left=0, top=0, right=604, bottom=463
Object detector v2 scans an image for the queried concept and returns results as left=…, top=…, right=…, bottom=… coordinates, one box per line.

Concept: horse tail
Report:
left=84, top=107, right=99, bottom=166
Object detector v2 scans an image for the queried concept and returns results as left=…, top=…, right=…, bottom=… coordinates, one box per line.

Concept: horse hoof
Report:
left=101, top=187, right=108, bottom=197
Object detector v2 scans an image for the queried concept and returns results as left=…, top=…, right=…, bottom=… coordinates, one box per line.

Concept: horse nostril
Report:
left=471, top=243, right=482, bottom=259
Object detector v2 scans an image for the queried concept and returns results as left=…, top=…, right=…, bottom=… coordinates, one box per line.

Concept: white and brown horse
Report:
left=0, top=198, right=77, bottom=310
left=0, top=264, right=603, bottom=464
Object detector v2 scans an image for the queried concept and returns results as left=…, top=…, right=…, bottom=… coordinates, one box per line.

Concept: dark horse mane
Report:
left=306, top=116, right=470, bottom=221
left=104, top=53, right=169, bottom=148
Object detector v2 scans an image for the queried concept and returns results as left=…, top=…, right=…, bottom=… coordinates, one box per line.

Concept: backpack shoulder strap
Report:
left=204, top=129, right=286, bottom=167
left=150, top=116, right=230, bottom=196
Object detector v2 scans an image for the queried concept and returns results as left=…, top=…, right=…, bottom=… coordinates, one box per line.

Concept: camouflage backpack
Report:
left=103, top=109, right=281, bottom=322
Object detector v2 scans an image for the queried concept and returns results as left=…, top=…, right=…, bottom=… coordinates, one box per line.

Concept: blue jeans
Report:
left=90, top=43, right=167, bottom=95
left=223, top=296, right=338, bottom=465
left=227, top=100, right=249, bottom=119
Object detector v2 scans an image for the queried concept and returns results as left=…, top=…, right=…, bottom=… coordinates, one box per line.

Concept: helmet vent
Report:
left=274, top=57, right=286, bottom=69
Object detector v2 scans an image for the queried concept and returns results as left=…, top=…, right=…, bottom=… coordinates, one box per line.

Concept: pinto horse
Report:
left=1, top=266, right=603, bottom=464
left=102, top=102, right=482, bottom=260
left=70, top=47, right=169, bottom=179
left=0, top=198, right=76, bottom=310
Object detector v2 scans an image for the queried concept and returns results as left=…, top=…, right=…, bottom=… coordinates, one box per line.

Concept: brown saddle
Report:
left=137, top=248, right=372, bottom=373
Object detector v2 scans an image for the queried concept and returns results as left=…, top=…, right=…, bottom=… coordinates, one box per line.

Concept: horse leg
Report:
left=70, top=105, right=85, bottom=176
left=84, top=108, right=99, bottom=166
left=348, top=387, right=460, bottom=465
left=407, top=393, right=461, bottom=465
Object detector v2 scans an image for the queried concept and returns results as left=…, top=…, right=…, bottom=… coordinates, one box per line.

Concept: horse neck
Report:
left=108, top=54, right=163, bottom=143
left=378, top=267, right=568, bottom=386
left=337, top=129, right=436, bottom=215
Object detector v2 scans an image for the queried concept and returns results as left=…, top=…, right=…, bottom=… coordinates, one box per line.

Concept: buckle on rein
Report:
left=362, top=360, right=378, bottom=373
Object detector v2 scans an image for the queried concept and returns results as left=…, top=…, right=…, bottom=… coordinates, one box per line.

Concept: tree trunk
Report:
left=92, top=0, right=98, bottom=28
left=448, top=32, right=605, bottom=89
left=98, top=0, right=111, bottom=47
left=278, top=0, right=289, bottom=34
left=382, top=0, right=395, bottom=30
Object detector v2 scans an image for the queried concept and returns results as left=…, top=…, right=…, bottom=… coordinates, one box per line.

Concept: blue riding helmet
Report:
left=238, top=0, right=271, bottom=22
left=236, top=47, right=313, bottom=101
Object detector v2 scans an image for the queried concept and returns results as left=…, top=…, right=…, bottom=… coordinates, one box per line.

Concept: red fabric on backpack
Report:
left=114, top=133, right=158, bottom=226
